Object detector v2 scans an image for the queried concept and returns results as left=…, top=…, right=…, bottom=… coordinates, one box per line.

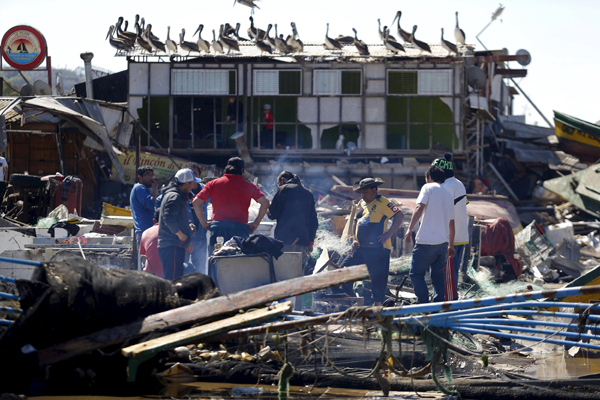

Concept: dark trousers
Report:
left=159, top=246, right=186, bottom=281
left=343, top=247, right=391, bottom=304
left=261, top=128, right=273, bottom=149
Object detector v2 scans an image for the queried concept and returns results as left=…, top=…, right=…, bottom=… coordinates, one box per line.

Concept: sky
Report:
left=2, top=0, right=599, bottom=127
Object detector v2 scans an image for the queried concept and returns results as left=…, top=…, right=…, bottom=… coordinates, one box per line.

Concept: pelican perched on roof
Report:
left=384, top=28, right=404, bottom=54
left=454, top=12, right=466, bottom=45
left=180, top=28, right=199, bottom=55
left=336, top=34, right=354, bottom=44
left=145, top=24, right=166, bottom=53
left=135, top=22, right=153, bottom=52
left=287, top=22, right=303, bottom=52
left=106, top=25, right=131, bottom=51
left=220, top=24, right=240, bottom=54
left=382, top=26, right=397, bottom=42
left=212, top=29, right=224, bottom=54
left=352, top=28, right=369, bottom=55
left=248, top=16, right=265, bottom=41
left=117, top=17, right=137, bottom=42
left=194, top=25, right=211, bottom=53
left=140, top=18, right=159, bottom=42
left=223, top=23, right=236, bottom=38
left=234, top=23, right=250, bottom=41
left=274, top=24, right=290, bottom=53
left=410, top=25, right=431, bottom=54
left=263, top=24, right=275, bottom=50
left=441, top=28, right=458, bottom=55
left=391, top=11, right=412, bottom=43
left=325, top=23, right=342, bottom=50
left=165, top=26, right=178, bottom=54
left=115, top=18, right=135, bottom=48
left=255, top=29, right=272, bottom=55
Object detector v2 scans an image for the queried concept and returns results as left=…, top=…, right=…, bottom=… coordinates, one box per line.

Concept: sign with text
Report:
left=1, top=26, right=47, bottom=70
left=110, top=151, right=220, bottom=185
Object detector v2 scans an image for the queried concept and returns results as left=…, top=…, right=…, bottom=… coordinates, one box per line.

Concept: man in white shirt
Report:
left=434, top=153, right=469, bottom=298
left=0, top=156, right=8, bottom=181
left=405, top=165, right=455, bottom=303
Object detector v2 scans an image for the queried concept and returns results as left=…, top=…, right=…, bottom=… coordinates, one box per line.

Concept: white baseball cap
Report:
left=263, top=103, right=271, bottom=110
left=175, top=168, right=202, bottom=184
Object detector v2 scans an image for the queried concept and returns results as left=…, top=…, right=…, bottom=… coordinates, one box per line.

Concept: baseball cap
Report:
left=227, top=157, right=245, bottom=170
left=175, top=168, right=202, bottom=184
left=263, top=103, right=271, bottom=110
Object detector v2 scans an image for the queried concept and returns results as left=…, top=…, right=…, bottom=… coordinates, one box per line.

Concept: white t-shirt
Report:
left=415, top=182, right=454, bottom=245
left=0, top=157, right=8, bottom=181
left=443, top=177, right=469, bottom=245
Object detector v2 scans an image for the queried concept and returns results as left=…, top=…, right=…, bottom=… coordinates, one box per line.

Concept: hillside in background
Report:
left=0, top=66, right=111, bottom=96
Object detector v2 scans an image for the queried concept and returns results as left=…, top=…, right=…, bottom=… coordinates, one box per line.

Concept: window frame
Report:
left=252, top=69, right=303, bottom=96
left=313, top=69, right=362, bottom=96
left=171, top=69, right=237, bottom=95
left=386, top=69, right=453, bottom=96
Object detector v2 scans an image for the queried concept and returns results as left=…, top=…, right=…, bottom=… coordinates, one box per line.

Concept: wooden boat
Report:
left=557, top=264, right=600, bottom=305
left=554, top=111, right=600, bottom=163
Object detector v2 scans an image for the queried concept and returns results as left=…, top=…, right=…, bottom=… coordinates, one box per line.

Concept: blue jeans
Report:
left=188, top=234, right=208, bottom=275
left=342, top=247, right=391, bottom=305
left=409, top=243, right=448, bottom=304
left=453, top=244, right=468, bottom=292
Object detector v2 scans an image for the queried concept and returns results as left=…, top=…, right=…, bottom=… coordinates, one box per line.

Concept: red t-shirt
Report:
left=196, top=174, right=265, bottom=223
left=140, top=224, right=164, bottom=278
left=263, top=111, right=273, bottom=129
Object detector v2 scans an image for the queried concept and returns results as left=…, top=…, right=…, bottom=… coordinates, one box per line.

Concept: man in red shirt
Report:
left=192, top=157, right=270, bottom=254
left=140, top=209, right=164, bottom=278
left=261, top=103, right=274, bottom=149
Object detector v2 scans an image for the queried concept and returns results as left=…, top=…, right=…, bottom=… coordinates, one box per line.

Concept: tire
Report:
left=9, top=174, right=42, bottom=189
left=448, top=330, right=484, bottom=355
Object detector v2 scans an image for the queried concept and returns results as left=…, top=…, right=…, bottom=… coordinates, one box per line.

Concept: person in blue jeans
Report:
left=186, top=163, right=209, bottom=274
left=405, top=165, right=455, bottom=304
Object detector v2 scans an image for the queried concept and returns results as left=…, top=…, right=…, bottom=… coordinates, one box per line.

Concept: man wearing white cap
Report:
left=158, top=168, right=201, bottom=280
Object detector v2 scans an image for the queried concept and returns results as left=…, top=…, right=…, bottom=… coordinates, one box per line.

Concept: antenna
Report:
left=20, top=84, right=34, bottom=96
left=516, top=49, right=531, bottom=66
left=34, top=80, right=52, bottom=95
left=466, top=66, right=487, bottom=90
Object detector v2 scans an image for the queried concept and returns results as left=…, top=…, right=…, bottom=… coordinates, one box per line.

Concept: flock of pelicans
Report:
left=106, top=11, right=468, bottom=57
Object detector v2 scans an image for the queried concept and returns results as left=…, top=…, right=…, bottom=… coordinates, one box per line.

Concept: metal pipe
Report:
left=0, top=292, right=19, bottom=301
left=441, top=318, right=600, bottom=333
left=404, top=309, right=600, bottom=323
left=0, top=319, right=13, bottom=326
left=0, top=257, right=42, bottom=267
left=381, top=285, right=600, bottom=317
left=450, top=323, right=600, bottom=344
left=80, top=52, right=94, bottom=100
left=452, top=326, right=600, bottom=351
left=0, top=305, right=22, bottom=315
left=0, top=275, right=16, bottom=283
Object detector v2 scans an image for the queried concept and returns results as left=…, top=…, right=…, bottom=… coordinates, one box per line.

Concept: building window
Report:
left=314, top=69, right=362, bottom=95
left=171, top=70, right=236, bottom=95
left=253, top=70, right=302, bottom=95
left=386, top=97, right=454, bottom=150
left=387, top=70, right=452, bottom=96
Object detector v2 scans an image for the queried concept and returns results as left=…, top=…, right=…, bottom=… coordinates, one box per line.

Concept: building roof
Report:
left=117, top=41, right=470, bottom=63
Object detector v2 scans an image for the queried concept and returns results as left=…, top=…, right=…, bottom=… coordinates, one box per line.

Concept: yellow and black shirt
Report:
left=354, top=195, right=401, bottom=250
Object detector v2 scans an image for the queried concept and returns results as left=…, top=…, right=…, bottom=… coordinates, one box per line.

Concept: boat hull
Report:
left=555, top=117, right=600, bottom=163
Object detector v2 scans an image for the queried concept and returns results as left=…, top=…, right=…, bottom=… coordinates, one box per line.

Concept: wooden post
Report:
left=37, top=264, right=370, bottom=366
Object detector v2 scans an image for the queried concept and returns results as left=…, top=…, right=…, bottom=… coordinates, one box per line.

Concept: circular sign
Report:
left=1, top=25, right=47, bottom=70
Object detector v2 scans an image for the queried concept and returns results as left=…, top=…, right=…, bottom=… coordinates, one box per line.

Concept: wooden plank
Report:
left=309, top=184, right=355, bottom=201
left=37, top=264, right=370, bottom=366
left=331, top=175, right=349, bottom=187
left=340, top=205, right=356, bottom=242
left=123, top=301, right=291, bottom=359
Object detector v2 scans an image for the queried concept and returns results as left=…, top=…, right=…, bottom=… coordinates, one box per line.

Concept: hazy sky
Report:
left=2, top=0, right=599, bottom=127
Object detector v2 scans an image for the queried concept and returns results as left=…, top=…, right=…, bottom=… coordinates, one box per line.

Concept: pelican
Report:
left=410, top=25, right=431, bottom=54
left=274, top=24, right=290, bottom=53
left=255, top=30, right=272, bottom=55
left=325, top=23, right=342, bottom=50
left=352, top=28, right=369, bottom=55
left=233, top=0, right=260, bottom=10
left=106, top=25, right=131, bottom=51
left=382, top=26, right=397, bottom=42
left=194, top=25, right=211, bottom=53
left=234, top=23, right=250, bottom=41
left=248, top=16, right=265, bottom=41
left=145, top=24, right=166, bottom=53
left=115, top=18, right=135, bottom=47
left=212, top=29, right=224, bottom=54
left=135, top=22, right=153, bottom=52
left=219, top=24, right=240, bottom=54
left=441, top=28, right=458, bottom=55
left=384, top=28, right=404, bottom=53
left=391, top=11, right=412, bottom=43
left=454, top=11, right=466, bottom=45
left=287, top=22, right=303, bottom=52
left=263, top=24, right=275, bottom=50
left=223, top=23, right=236, bottom=37
left=335, top=34, right=355, bottom=44
left=165, top=26, right=178, bottom=54
left=180, top=29, right=199, bottom=55
left=140, top=18, right=159, bottom=42
left=118, top=18, right=137, bottom=42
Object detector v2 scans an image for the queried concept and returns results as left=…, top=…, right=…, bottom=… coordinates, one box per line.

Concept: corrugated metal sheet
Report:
left=117, top=41, right=467, bottom=61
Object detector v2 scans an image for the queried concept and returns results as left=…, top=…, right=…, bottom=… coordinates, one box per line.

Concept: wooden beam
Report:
left=331, top=175, right=349, bottom=187
left=309, top=184, right=355, bottom=201
left=122, top=301, right=292, bottom=382
left=37, top=264, right=369, bottom=366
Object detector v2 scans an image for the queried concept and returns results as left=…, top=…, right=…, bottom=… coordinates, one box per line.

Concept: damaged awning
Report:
left=0, top=96, right=126, bottom=183
left=543, top=164, right=600, bottom=218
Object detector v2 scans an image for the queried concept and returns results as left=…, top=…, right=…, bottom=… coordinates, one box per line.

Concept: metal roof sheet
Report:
left=116, top=41, right=469, bottom=62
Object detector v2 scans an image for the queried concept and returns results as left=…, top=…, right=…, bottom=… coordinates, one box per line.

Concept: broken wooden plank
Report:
left=340, top=205, right=356, bottom=242
left=37, top=264, right=370, bottom=366
left=309, top=184, right=355, bottom=201
left=122, top=301, right=292, bottom=382
left=331, top=175, right=349, bottom=187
